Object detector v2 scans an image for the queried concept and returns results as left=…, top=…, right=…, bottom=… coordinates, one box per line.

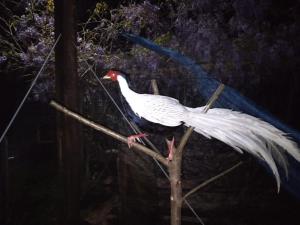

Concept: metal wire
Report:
left=83, top=61, right=139, bottom=134
left=0, top=32, right=204, bottom=224
left=82, top=61, right=171, bottom=179
left=0, top=34, right=62, bottom=145
left=184, top=200, right=205, bottom=225
left=83, top=61, right=205, bottom=225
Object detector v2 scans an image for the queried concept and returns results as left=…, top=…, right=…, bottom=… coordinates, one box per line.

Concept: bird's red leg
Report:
left=166, top=137, right=175, bottom=161
left=127, top=133, right=148, bottom=148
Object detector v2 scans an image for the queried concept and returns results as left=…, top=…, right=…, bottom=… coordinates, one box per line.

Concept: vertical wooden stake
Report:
left=0, top=138, right=9, bottom=224
left=169, top=149, right=183, bottom=225
left=54, top=0, right=81, bottom=224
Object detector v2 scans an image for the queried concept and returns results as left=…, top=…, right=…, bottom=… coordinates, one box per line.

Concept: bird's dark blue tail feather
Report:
left=121, top=32, right=300, bottom=199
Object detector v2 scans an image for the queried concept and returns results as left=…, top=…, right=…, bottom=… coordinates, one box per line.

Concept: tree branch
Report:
left=183, top=161, right=243, bottom=200
left=49, top=100, right=169, bottom=166
left=177, top=83, right=225, bottom=156
left=151, top=79, right=159, bottom=95
left=176, top=127, right=194, bottom=156
left=203, top=84, right=225, bottom=113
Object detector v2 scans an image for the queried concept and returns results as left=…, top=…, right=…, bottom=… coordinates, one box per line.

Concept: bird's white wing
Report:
left=128, top=94, right=187, bottom=127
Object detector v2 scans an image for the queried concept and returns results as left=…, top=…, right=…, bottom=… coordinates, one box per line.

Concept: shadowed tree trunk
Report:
left=54, top=0, right=81, bottom=224
left=118, top=148, right=158, bottom=225
left=0, top=138, right=9, bottom=224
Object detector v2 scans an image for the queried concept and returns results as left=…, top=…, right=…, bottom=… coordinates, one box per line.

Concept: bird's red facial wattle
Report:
left=103, top=70, right=119, bottom=81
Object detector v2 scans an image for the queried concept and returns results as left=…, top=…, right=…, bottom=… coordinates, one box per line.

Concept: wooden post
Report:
left=54, top=1, right=81, bottom=225
left=0, top=138, right=9, bottom=224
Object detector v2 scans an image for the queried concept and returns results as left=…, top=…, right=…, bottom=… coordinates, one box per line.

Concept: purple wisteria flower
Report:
left=0, top=56, right=7, bottom=64
left=17, top=26, right=40, bottom=41
left=19, top=52, right=30, bottom=63
left=33, top=13, right=47, bottom=26
left=32, top=55, right=44, bottom=65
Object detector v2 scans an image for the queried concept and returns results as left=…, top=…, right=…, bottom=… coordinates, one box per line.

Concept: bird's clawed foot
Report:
left=166, top=137, right=175, bottom=161
left=127, top=133, right=148, bottom=148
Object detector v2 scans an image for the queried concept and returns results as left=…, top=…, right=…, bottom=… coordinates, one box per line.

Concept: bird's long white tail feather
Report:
left=184, top=107, right=300, bottom=191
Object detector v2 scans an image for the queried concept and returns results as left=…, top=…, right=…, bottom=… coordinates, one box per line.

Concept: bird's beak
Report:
left=102, top=75, right=111, bottom=80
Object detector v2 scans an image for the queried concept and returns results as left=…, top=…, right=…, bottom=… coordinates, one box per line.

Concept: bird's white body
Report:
left=116, top=74, right=300, bottom=191
left=118, top=75, right=187, bottom=126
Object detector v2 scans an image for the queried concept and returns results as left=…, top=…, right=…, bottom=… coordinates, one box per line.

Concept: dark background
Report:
left=0, top=0, right=300, bottom=225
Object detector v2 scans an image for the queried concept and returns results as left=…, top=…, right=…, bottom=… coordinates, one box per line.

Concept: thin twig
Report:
left=177, top=127, right=194, bottom=155
left=177, top=83, right=225, bottom=155
left=183, top=161, right=243, bottom=200
left=50, top=100, right=169, bottom=167
left=203, top=84, right=225, bottom=113
left=179, top=82, right=227, bottom=224
left=151, top=79, right=159, bottom=95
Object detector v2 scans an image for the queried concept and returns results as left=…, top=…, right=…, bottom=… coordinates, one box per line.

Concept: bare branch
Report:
left=50, top=100, right=169, bottom=166
left=203, top=84, right=225, bottom=113
left=177, top=83, right=225, bottom=156
left=151, top=79, right=159, bottom=95
left=183, top=161, right=243, bottom=200
left=177, top=127, right=194, bottom=156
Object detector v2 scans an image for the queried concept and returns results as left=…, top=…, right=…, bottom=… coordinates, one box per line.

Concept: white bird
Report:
left=103, top=69, right=300, bottom=191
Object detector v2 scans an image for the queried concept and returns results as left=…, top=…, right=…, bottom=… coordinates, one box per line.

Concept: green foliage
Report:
left=154, top=32, right=172, bottom=45
left=93, top=1, right=108, bottom=16
left=47, top=0, right=54, bottom=13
